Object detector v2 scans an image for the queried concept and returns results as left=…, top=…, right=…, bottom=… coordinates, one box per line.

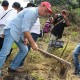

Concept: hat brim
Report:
left=47, top=7, right=52, bottom=14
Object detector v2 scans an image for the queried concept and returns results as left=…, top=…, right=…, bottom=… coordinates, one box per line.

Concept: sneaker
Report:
left=8, top=67, right=25, bottom=73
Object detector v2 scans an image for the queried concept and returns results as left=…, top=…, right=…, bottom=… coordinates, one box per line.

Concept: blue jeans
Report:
left=19, top=33, right=39, bottom=66
left=0, top=37, right=13, bottom=60
left=73, top=43, right=80, bottom=70
left=0, top=29, right=28, bottom=70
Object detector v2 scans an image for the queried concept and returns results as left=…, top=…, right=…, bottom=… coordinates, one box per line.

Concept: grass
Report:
left=3, top=17, right=80, bottom=80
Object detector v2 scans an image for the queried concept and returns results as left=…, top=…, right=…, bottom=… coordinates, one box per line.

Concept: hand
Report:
left=63, top=15, right=68, bottom=21
left=23, top=38, right=29, bottom=45
left=2, top=34, right=4, bottom=38
left=31, top=42, right=38, bottom=50
left=63, top=15, right=67, bottom=20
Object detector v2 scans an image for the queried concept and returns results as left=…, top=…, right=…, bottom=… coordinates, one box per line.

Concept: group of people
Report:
left=0, top=1, right=52, bottom=79
left=0, top=0, right=41, bottom=65
left=48, top=10, right=80, bottom=75
left=43, top=9, right=70, bottom=48
left=0, top=0, right=79, bottom=79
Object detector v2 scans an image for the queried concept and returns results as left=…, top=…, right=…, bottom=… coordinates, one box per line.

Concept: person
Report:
left=51, top=10, right=70, bottom=40
left=0, top=1, right=52, bottom=78
left=0, top=1, right=18, bottom=60
left=25, top=3, right=37, bottom=8
left=43, top=15, right=53, bottom=33
left=73, top=43, right=80, bottom=75
left=15, top=3, right=41, bottom=68
left=6, top=2, right=21, bottom=58
left=48, top=10, right=70, bottom=48
left=0, top=0, right=9, bottom=50
left=20, top=7, right=23, bottom=11
left=12, top=2, right=21, bottom=12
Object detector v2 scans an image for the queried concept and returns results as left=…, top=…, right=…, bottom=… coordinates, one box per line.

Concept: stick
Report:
left=54, top=19, right=64, bottom=27
left=38, top=48, right=71, bottom=68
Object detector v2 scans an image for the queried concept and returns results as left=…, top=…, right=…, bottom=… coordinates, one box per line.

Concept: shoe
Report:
left=8, top=67, right=25, bottom=73
left=0, top=72, right=3, bottom=80
left=73, top=69, right=79, bottom=75
left=8, top=67, right=17, bottom=73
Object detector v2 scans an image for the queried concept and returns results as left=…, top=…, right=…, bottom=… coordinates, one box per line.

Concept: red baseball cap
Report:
left=41, top=1, right=52, bottom=14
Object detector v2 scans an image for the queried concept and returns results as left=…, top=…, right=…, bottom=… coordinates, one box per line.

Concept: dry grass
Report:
left=2, top=18, right=80, bottom=80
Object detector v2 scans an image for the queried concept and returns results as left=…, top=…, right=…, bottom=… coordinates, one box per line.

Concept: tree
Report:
left=77, top=0, right=80, bottom=7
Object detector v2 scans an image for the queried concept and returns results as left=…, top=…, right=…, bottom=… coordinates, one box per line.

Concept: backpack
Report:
left=43, top=21, right=52, bottom=33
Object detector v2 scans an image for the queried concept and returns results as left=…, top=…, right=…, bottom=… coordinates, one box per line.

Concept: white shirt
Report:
left=30, top=18, right=40, bottom=34
left=0, top=8, right=17, bottom=25
left=0, top=5, right=4, bottom=18
left=0, top=7, right=17, bottom=36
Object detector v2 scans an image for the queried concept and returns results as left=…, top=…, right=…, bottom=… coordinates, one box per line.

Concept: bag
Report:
left=49, top=40, right=64, bottom=48
left=43, top=21, right=52, bottom=33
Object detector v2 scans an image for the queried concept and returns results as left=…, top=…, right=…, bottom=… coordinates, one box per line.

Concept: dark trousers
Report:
left=19, top=33, right=39, bottom=66
left=0, top=37, right=4, bottom=50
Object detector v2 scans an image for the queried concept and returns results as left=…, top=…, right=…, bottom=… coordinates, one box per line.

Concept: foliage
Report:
left=74, top=8, right=80, bottom=16
left=77, top=0, right=80, bottom=7
left=0, top=1, right=1, bottom=3
left=34, top=0, right=67, bottom=6
left=34, top=0, right=80, bottom=9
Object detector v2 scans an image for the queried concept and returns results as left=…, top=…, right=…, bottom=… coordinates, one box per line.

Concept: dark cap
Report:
left=12, top=2, right=21, bottom=8
left=1, top=1, right=9, bottom=7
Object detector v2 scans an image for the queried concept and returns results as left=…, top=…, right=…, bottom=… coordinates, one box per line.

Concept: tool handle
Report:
left=38, top=48, right=71, bottom=68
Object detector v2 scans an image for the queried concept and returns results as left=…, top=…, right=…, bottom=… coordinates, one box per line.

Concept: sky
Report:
left=7, top=0, right=30, bottom=8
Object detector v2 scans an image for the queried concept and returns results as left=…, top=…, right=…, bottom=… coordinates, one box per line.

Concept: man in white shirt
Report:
left=0, top=1, right=17, bottom=57
left=0, top=1, right=10, bottom=49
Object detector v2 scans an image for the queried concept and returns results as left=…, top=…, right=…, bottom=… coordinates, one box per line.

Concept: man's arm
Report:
left=63, top=15, right=70, bottom=27
left=24, top=31, right=38, bottom=50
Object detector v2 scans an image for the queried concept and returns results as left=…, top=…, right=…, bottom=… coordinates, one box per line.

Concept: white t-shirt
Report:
left=0, top=7, right=17, bottom=36
left=0, top=5, right=4, bottom=18
left=30, top=18, right=40, bottom=34
left=0, top=8, right=17, bottom=25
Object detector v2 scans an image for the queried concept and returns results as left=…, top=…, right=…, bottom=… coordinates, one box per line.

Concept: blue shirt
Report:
left=4, top=7, right=39, bottom=42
